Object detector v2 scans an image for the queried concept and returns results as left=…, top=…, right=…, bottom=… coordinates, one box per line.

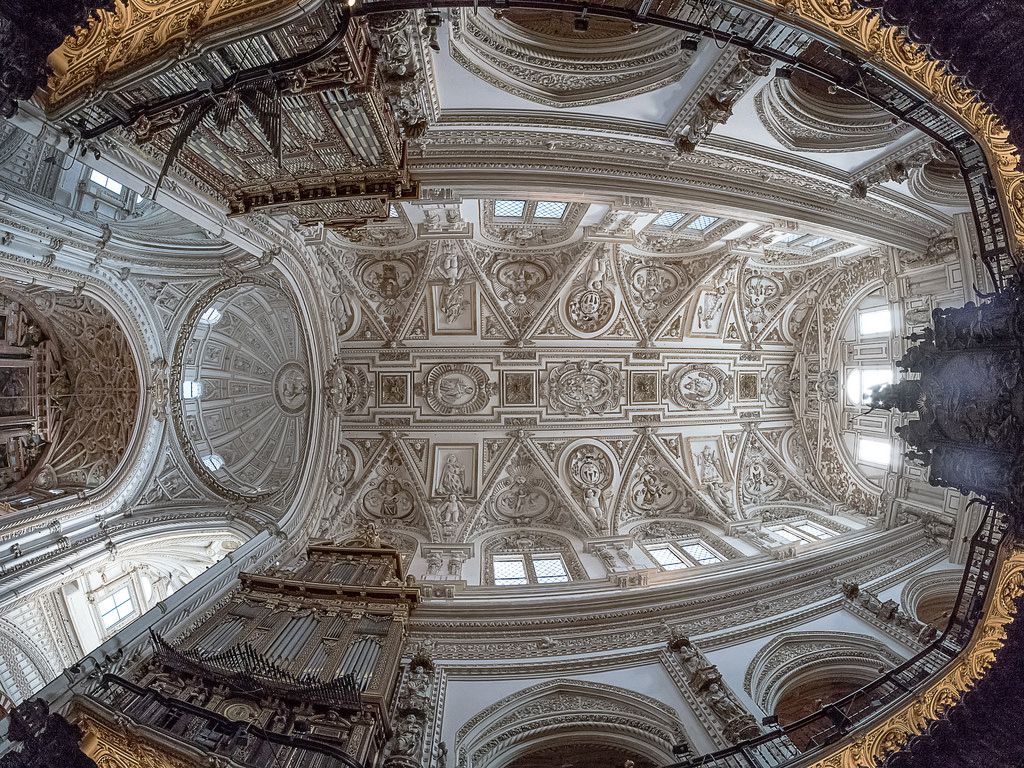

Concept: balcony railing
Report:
left=663, top=500, right=1006, bottom=768
left=93, top=675, right=365, bottom=768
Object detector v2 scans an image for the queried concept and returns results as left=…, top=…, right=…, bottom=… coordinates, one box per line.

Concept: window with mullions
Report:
left=648, top=210, right=721, bottom=233
left=492, top=199, right=569, bottom=222
left=89, top=170, right=124, bottom=196
left=492, top=553, right=570, bottom=585
left=98, top=586, right=135, bottom=629
left=494, top=199, right=527, bottom=218
left=644, top=541, right=723, bottom=571
left=773, top=233, right=833, bottom=249
left=769, top=521, right=836, bottom=545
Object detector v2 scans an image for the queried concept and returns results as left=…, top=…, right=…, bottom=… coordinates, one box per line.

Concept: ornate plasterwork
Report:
left=171, top=277, right=311, bottom=502
left=744, top=631, right=905, bottom=712
left=16, top=287, right=141, bottom=493
left=421, top=364, right=494, bottom=416
left=543, top=360, right=622, bottom=416
left=804, top=541, right=1024, bottom=768
left=665, top=365, right=732, bottom=411
left=325, top=359, right=371, bottom=415
left=754, top=73, right=912, bottom=153
left=756, top=0, right=1024, bottom=251
left=454, top=678, right=682, bottom=768
left=450, top=10, right=693, bottom=109
left=479, top=200, right=588, bottom=248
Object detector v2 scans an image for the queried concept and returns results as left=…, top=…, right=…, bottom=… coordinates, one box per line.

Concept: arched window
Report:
left=482, top=531, right=586, bottom=586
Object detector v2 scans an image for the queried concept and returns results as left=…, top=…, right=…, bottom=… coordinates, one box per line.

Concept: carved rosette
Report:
left=543, top=360, right=622, bottom=416
left=422, top=364, right=493, bottom=415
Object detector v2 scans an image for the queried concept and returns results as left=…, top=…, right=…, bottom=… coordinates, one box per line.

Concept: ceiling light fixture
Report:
left=573, top=6, right=589, bottom=32
left=775, top=66, right=794, bottom=79
left=680, top=36, right=700, bottom=51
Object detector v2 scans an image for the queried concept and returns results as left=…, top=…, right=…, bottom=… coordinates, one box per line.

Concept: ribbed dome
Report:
left=175, top=281, right=310, bottom=500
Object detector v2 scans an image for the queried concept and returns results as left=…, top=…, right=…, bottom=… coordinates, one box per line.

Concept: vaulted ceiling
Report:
left=0, top=0, right=985, bottom=577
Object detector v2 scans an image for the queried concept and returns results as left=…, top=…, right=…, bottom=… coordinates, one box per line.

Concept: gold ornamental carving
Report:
left=757, top=0, right=1024, bottom=253
left=804, top=541, right=1024, bottom=768
left=70, top=705, right=198, bottom=768
left=45, top=0, right=303, bottom=114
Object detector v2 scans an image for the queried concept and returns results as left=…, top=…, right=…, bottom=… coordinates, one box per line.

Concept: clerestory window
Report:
left=644, top=541, right=723, bottom=570
left=89, top=170, right=124, bottom=195
left=492, top=199, right=570, bottom=222
left=768, top=521, right=837, bottom=545
left=648, top=211, right=722, bottom=233
left=98, top=586, right=135, bottom=629
left=492, top=553, right=570, bottom=585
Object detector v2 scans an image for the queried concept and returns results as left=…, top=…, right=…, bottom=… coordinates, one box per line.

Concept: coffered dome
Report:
left=173, top=280, right=311, bottom=501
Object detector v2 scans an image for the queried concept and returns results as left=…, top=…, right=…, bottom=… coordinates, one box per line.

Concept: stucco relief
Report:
left=543, top=360, right=623, bottom=416
left=665, top=365, right=732, bottom=411
left=421, top=364, right=494, bottom=416
left=450, top=11, right=694, bottom=109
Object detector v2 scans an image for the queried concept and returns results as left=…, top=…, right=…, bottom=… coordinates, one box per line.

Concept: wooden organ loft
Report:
left=0, top=294, right=63, bottom=499
left=54, top=535, right=422, bottom=768
left=42, top=0, right=418, bottom=231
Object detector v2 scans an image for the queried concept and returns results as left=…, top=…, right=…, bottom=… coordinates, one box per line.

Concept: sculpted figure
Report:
left=425, top=551, right=443, bottom=575
left=438, top=455, right=466, bottom=496
left=439, top=494, right=462, bottom=525
left=705, top=683, right=744, bottom=722
left=394, top=714, right=422, bottom=756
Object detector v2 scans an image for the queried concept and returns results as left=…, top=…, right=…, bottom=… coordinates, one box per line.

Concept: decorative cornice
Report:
left=756, top=0, right=1023, bottom=252
left=802, top=538, right=1024, bottom=768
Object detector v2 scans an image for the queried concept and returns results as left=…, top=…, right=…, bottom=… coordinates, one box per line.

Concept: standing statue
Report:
left=394, top=714, right=423, bottom=756
left=704, top=683, right=745, bottom=722
left=438, top=455, right=466, bottom=496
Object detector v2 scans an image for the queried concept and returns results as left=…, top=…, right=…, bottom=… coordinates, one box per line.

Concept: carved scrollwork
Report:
left=665, top=365, right=732, bottom=411
left=543, top=360, right=622, bottom=416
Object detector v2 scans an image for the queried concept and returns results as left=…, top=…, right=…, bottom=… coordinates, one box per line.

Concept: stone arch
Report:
left=744, top=631, right=904, bottom=715
left=479, top=529, right=587, bottom=584
left=454, top=678, right=684, bottom=768
left=0, top=617, right=57, bottom=704
left=900, top=569, right=962, bottom=628
left=754, top=68, right=911, bottom=152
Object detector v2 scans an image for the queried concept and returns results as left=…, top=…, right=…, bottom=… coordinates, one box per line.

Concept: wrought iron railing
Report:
left=94, top=675, right=365, bottom=768
left=151, top=631, right=362, bottom=711
left=662, top=500, right=1006, bottom=768
left=350, top=0, right=1018, bottom=282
